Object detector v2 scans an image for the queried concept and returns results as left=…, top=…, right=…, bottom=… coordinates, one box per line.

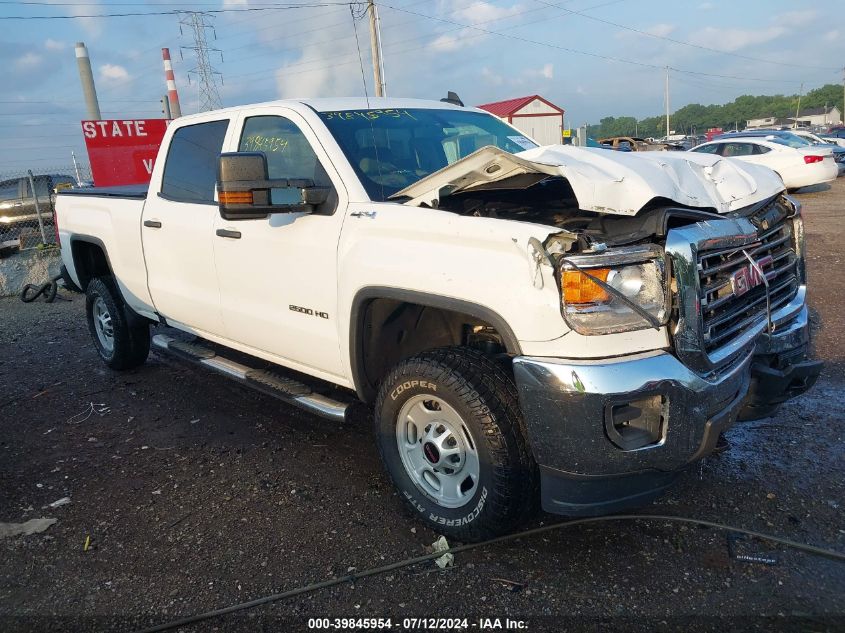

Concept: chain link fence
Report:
left=0, top=165, right=92, bottom=254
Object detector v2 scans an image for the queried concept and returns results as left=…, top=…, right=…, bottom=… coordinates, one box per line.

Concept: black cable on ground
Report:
left=135, top=513, right=845, bottom=633
left=19, top=273, right=64, bottom=303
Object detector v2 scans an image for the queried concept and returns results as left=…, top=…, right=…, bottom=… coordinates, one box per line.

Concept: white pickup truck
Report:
left=57, top=98, right=821, bottom=541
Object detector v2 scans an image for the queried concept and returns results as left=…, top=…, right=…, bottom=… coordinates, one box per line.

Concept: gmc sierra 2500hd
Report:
left=57, top=98, right=821, bottom=541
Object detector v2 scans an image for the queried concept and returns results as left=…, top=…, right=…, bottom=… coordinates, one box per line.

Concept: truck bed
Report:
left=58, top=185, right=148, bottom=200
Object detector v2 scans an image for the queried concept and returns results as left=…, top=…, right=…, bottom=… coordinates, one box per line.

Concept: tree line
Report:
left=585, top=83, right=843, bottom=139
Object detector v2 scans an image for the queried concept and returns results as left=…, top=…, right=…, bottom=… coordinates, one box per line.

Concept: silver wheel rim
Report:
left=92, top=296, right=115, bottom=353
left=395, top=394, right=480, bottom=509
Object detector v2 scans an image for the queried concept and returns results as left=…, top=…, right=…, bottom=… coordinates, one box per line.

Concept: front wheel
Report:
left=85, top=277, right=150, bottom=370
left=374, top=347, right=537, bottom=542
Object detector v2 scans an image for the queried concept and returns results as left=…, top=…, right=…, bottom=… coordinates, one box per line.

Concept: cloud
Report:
left=646, top=23, right=676, bottom=37
left=41, top=0, right=102, bottom=36
left=775, top=10, right=817, bottom=27
left=698, top=2, right=714, bottom=9
left=99, top=63, right=130, bottom=83
left=223, top=0, right=248, bottom=5
left=525, top=63, right=553, bottom=80
left=431, top=33, right=462, bottom=52
left=481, top=66, right=503, bottom=86
left=451, top=1, right=522, bottom=24
left=15, top=52, right=43, bottom=70
left=44, top=39, right=65, bottom=51
left=275, top=44, right=363, bottom=99
left=428, top=1, right=521, bottom=53
left=688, top=26, right=786, bottom=51
left=823, top=29, right=840, bottom=42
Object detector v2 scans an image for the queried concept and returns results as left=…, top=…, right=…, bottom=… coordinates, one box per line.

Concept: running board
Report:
left=151, top=334, right=350, bottom=422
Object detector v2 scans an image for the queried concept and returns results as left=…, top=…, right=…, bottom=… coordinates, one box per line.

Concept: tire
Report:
left=374, top=347, right=538, bottom=542
left=85, top=277, right=150, bottom=370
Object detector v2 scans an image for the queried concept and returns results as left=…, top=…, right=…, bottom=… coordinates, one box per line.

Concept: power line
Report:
left=228, top=0, right=603, bottom=84
left=378, top=2, right=809, bottom=85
left=532, top=0, right=839, bottom=72
left=0, top=3, right=351, bottom=19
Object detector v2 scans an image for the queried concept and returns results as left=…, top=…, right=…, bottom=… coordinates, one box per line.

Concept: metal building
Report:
left=477, top=95, right=565, bottom=146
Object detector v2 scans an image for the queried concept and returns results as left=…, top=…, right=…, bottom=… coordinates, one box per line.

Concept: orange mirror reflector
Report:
left=219, top=191, right=254, bottom=205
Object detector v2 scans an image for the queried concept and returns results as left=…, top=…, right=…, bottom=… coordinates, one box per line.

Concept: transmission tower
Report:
left=179, top=12, right=222, bottom=112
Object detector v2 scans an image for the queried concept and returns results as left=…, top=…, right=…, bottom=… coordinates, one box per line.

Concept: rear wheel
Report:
left=85, top=277, right=150, bottom=370
left=375, top=347, right=537, bottom=542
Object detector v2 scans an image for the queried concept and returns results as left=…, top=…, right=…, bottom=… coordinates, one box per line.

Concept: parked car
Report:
left=56, top=98, right=820, bottom=541
left=0, top=173, right=77, bottom=241
left=597, top=136, right=666, bottom=151
left=691, top=137, right=838, bottom=190
left=723, top=129, right=845, bottom=171
left=790, top=130, right=845, bottom=173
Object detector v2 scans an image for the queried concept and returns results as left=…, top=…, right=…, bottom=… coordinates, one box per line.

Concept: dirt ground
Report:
left=1, top=181, right=843, bottom=633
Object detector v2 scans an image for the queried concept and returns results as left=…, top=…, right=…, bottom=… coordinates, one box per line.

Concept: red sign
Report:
left=81, top=119, right=169, bottom=187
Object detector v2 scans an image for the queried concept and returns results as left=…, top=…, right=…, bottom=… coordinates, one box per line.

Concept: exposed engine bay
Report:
left=434, top=175, right=724, bottom=248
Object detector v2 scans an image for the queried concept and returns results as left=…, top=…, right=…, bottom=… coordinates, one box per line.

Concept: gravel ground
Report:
left=1, top=181, right=844, bottom=633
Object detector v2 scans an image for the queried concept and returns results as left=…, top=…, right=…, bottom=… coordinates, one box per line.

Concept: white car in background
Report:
left=689, top=137, right=837, bottom=190
left=793, top=130, right=832, bottom=145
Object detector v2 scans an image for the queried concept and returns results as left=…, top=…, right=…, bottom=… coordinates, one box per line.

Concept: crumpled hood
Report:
left=392, top=144, right=784, bottom=216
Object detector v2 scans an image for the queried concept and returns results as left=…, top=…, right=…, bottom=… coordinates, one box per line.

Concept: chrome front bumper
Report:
left=512, top=293, right=820, bottom=516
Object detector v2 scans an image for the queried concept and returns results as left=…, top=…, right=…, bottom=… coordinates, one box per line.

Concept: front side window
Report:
left=238, top=115, right=335, bottom=211
left=318, top=108, right=538, bottom=201
left=161, top=120, right=229, bottom=203
left=239, top=116, right=330, bottom=185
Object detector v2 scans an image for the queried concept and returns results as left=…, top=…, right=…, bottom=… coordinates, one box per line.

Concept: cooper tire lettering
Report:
left=390, top=380, right=437, bottom=401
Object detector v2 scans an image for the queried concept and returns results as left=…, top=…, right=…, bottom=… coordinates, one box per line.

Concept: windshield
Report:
left=317, top=108, right=538, bottom=201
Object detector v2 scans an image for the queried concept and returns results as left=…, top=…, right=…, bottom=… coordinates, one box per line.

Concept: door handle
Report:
left=216, top=228, right=242, bottom=239
left=143, top=219, right=162, bottom=228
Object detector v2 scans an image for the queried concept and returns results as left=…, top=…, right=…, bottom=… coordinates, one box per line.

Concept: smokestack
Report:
left=75, top=42, right=101, bottom=120
left=162, top=48, right=182, bottom=118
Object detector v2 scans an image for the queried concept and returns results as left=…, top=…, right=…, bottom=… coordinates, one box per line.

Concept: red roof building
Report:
left=477, top=95, right=565, bottom=146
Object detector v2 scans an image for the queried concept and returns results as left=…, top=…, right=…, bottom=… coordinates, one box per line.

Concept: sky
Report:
left=2, top=0, right=843, bottom=171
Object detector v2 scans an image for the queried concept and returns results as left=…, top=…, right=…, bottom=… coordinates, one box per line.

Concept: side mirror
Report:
left=217, top=152, right=331, bottom=220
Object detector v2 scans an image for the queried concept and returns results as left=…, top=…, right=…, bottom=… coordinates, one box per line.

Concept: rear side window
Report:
left=721, top=143, right=755, bottom=157
left=161, top=120, right=229, bottom=203
left=753, top=145, right=772, bottom=155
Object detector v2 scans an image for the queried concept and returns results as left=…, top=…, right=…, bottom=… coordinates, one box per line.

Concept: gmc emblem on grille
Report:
left=730, top=255, right=774, bottom=297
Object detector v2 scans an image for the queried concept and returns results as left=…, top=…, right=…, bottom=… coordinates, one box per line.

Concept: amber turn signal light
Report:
left=562, top=268, right=611, bottom=304
left=219, top=190, right=254, bottom=204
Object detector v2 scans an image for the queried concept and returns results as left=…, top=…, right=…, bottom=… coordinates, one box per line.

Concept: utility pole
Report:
left=664, top=66, right=670, bottom=139
left=367, top=0, right=386, bottom=97
left=794, top=82, right=804, bottom=129
left=180, top=12, right=223, bottom=111
left=161, top=94, right=172, bottom=120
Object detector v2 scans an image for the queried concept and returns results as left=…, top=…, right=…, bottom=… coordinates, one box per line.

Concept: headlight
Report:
left=558, top=245, right=668, bottom=335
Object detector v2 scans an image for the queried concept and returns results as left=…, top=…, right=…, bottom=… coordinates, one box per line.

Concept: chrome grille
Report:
left=697, top=218, right=800, bottom=354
